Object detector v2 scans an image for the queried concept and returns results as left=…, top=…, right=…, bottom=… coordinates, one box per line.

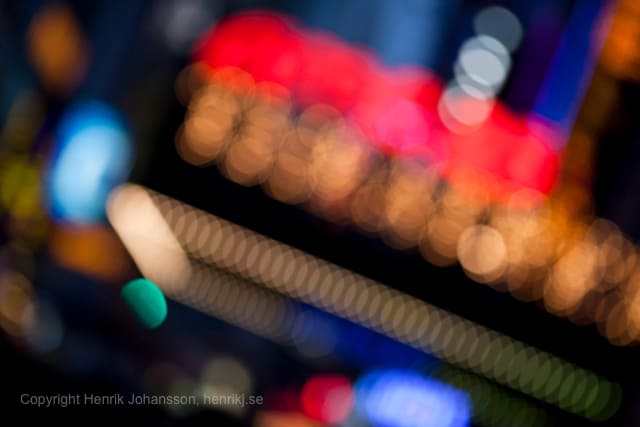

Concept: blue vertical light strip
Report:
left=532, top=0, right=611, bottom=149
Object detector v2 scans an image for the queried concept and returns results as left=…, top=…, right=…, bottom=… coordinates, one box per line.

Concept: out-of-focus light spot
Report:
left=27, top=3, right=88, bottom=94
left=382, top=162, right=436, bottom=249
left=0, top=270, right=33, bottom=336
left=301, top=374, right=354, bottom=424
left=369, top=98, right=431, bottom=155
left=439, top=83, right=494, bottom=132
left=355, top=370, right=471, bottom=427
left=49, top=224, right=131, bottom=281
left=457, top=225, right=507, bottom=283
left=199, top=356, right=254, bottom=415
left=602, top=302, right=633, bottom=347
left=585, top=380, right=622, bottom=422
left=120, top=278, right=168, bottom=329
left=441, top=34, right=511, bottom=135
left=153, top=0, right=219, bottom=54
left=195, top=12, right=303, bottom=89
left=107, top=185, right=193, bottom=291
left=22, top=298, right=64, bottom=352
left=202, top=356, right=253, bottom=395
left=48, top=100, right=132, bottom=223
left=297, top=34, right=370, bottom=111
left=456, top=36, right=510, bottom=91
left=545, top=240, right=599, bottom=315
left=176, top=111, right=233, bottom=166
left=0, top=160, right=42, bottom=220
left=420, top=210, right=471, bottom=267
left=473, top=6, right=523, bottom=52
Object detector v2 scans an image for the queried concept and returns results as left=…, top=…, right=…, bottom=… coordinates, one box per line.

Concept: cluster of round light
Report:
left=109, top=190, right=572, bottom=427
left=179, top=8, right=560, bottom=198
left=179, top=262, right=304, bottom=346
left=176, top=66, right=376, bottom=219
left=435, top=366, right=548, bottom=427
left=175, top=66, right=640, bottom=347
left=111, top=185, right=620, bottom=421
left=439, top=6, right=522, bottom=133
left=107, top=184, right=347, bottom=357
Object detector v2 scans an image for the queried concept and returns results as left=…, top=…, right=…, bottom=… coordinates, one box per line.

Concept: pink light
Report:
left=192, top=11, right=562, bottom=198
left=352, top=68, right=444, bottom=159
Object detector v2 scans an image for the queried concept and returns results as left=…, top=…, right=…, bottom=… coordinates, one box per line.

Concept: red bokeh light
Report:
left=194, top=12, right=302, bottom=87
left=192, top=11, right=562, bottom=199
left=444, top=104, right=559, bottom=199
left=300, top=375, right=354, bottom=424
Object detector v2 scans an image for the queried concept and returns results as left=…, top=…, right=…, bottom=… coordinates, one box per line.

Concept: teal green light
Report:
left=121, top=278, right=167, bottom=329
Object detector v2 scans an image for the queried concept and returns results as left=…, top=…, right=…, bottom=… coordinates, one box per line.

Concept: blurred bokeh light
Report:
left=2, top=1, right=640, bottom=426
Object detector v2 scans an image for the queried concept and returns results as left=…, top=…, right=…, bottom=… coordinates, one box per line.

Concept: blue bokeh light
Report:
left=355, top=370, right=471, bottom=427
left=47, top=100, right=132, bottom=223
